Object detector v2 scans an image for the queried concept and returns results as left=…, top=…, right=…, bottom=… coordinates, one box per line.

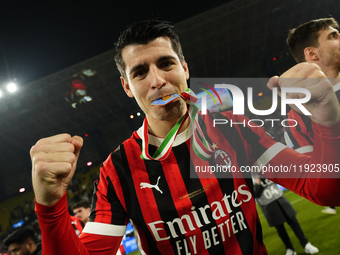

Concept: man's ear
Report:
left=120, top=76, right=134, bottom=98
left=26, top=239, right=35, bottom=252
left=86, top=207, right=91, bottom=214
left=183, top=60, right=190, bottom=80
left=304, top=47, right=319, bottom=61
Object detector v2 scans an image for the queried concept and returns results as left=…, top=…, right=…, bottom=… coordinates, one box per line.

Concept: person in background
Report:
left=72, top=200, right=91, bottom=225
left=285, top=17, right=340, bottom=215
left=71, top=215, right=85, bottom=237
left=253, top=176, right=318, bottom=255
left=68, top=204, right=85, bottom=236
left=2, top=227, right=41, bottom=255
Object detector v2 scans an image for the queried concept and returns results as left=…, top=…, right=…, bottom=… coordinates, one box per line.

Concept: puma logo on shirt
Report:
left=140, top=176, right=163, bottom=194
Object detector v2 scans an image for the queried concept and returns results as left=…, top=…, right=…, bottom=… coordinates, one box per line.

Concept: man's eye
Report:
left=134, top=70, right=147, bottom=78
left=160, top=61, right=174, bottom=68
left=330, top=33, right=338, bottom=39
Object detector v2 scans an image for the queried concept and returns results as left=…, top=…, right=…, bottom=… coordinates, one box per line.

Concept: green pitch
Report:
left=257, top=190, right=340, bottom=255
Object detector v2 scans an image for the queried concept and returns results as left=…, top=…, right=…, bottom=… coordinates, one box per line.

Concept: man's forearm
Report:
left=35, top=193, right=90, bottom=255
left=264, top=120, right=340, bottom=205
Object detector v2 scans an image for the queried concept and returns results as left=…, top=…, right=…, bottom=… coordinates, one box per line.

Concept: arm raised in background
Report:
left=267, top=62, right=340, bottom=127
left=264, top=63, right=340, bottom=205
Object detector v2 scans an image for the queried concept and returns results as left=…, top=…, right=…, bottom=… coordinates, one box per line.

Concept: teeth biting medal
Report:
left=151, top=94, right=180, bottom=106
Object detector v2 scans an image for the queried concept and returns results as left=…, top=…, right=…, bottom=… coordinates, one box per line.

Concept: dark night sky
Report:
left=0, top=0, right=230, bottom=86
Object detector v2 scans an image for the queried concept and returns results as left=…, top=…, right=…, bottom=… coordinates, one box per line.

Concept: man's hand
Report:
left=267, top=62, right=340, bottom=126
left=31, top=134, right=83, bottom=206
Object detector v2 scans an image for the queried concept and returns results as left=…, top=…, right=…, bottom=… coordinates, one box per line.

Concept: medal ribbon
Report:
left=140, top=88, right=215, bottom=161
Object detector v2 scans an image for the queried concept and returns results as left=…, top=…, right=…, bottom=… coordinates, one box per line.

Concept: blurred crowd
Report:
left=0, top=166, right=99, bottom=253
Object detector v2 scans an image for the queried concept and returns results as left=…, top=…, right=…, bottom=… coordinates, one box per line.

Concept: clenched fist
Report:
left=30, top=134, right=83, bottom=206
left=267, top=62, right=340, bottom=126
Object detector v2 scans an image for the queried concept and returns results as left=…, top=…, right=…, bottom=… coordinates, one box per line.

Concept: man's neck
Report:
left=311, top=61, right=340, bottom=79
left=319, top=66, right=340, bottom=86
left=322, top=68, right=340, bottom=79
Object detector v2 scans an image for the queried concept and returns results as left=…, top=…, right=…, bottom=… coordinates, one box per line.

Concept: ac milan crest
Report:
left=214, top=149, right=232, bottom=167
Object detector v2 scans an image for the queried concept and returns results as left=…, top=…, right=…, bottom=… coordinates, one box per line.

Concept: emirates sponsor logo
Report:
left=148, top=184, right=253, bottom=254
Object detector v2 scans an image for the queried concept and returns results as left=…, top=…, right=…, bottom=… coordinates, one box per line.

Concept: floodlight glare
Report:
left=0, top=90, right=2, bottom=97
left=6, top=82, right=17, bottom=93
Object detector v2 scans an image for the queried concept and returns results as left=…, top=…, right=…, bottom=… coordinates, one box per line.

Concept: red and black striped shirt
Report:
left=35, top=110, right=340, bottom=255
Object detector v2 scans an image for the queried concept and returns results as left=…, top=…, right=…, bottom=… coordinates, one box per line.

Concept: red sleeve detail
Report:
left=102, top=155, right=127, bottom=212
left=219, top=111, right=277, bottom=164
left=35, top=193, right=90, bottom=255
left=92, top=155, right=128, bottom=225
left=264, top=120, right=340, bottom=206
left=286, top=109, right=313, bottom=148
left=35, top=193, right=121, bottom=255
left=79, top=233, right=122, bottom=254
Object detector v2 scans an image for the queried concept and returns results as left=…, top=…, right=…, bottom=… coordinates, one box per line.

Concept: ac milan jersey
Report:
left=85, top=111, right=276, bottom=255
left=35, top=110, right=340, bottom=255
left=81, top=110, right=338, bottom=255
left=71, top=215, right=85, bottom=236
left=284, top=83, right=340, bottom=154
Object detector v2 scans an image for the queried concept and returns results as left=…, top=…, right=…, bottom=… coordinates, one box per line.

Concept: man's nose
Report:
left=149, top=66, right=166, bottom=89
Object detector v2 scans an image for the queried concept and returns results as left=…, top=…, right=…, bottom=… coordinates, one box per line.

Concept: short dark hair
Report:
left=2, top=227, right=37, bottom=248
left=72, top=200, right=91, bottom=210
left=287, top=17, right=339, bottom=63
left=114, top=19, right=184, bottom=80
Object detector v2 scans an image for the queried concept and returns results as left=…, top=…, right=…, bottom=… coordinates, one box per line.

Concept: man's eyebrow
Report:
left=128, top=55, right=178, bottom=76
left=129, top=63, right=147, bottom=76
left=157, top=55, right=177, bottom=63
